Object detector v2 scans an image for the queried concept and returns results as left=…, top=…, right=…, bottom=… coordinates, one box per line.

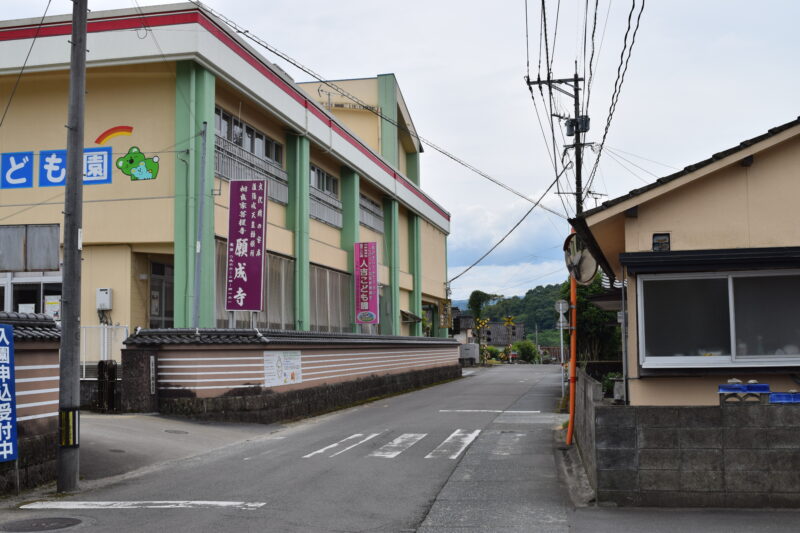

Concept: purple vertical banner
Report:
left=0, top=324, right=17, bottom=463
left=225, top=180, right=267, bottom=311
left=354, top=242, right=379, bottom=325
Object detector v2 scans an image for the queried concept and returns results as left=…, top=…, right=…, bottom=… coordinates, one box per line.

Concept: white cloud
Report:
left=448, top=260, right=566, bottom=301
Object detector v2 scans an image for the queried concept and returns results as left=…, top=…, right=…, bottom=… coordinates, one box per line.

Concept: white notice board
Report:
left=263, top=351, right=302, bottom=387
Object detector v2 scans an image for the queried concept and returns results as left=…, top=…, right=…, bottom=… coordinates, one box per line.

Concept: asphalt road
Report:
left=2, top=365, right=564, bottom=532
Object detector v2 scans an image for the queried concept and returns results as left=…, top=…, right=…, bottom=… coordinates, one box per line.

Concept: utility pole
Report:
left=58, top=0, right=88, bottom=492
left=192, top=121, right=208, bottom=328
left=526, top=67, right=588, bottom=446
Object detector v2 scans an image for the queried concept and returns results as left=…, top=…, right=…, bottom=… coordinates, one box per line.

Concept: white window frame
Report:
left=638, top=269, right=800, bottom=369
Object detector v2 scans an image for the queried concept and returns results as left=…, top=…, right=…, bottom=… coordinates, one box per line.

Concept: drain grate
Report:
left=164, top=429, right=189, bottom=435
left=0, top=518, right=82, bottom=532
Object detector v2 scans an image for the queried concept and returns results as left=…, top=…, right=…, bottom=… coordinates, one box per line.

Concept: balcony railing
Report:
left=310, top=186, right=343, bottom=228
left=359, top=194, right=384, bottom=233
left=214, top=135, right=289, bottom=205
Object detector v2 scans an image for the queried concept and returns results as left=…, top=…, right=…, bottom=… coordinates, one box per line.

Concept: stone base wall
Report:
left=0, top=420, right=58, bottom=495
left=159, top=365, right=461, bottom=424
left=592, top=401, right=800, bottom=507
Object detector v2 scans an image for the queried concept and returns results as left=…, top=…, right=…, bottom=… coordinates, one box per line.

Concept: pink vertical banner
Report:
left=225, top=180, right=267, bottom=311
left=354, top=242, right=379, bottom=325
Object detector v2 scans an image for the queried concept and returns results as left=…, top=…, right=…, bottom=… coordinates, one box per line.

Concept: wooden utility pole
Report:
left=526, top=68, right=587, bottom=446
left=58, top=0, right=87, bottom=493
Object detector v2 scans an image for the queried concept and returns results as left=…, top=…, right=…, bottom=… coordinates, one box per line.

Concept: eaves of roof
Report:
left=124, top=328, right=459, bottom=347
left=579, top=116, right=800, bottom=220
left=0, top=312, right=61, bottom=342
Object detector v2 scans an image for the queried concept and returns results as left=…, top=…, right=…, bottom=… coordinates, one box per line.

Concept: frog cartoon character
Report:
left=116, top=146, right=159, bottom=181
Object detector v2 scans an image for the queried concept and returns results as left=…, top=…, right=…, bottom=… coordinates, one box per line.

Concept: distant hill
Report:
left=481, top=283, right=565, bottom=333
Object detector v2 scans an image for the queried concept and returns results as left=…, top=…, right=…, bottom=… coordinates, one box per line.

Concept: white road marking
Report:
left=303, top=434, right=364, bottom=458
left=369, top=433, right=427, bottom=458
left=21, top=501, right=265, bottom=510
left=462, top=370, right=476, bottom=376
left=439, top=410, right=541, bottom=414
left=425, top=429, right=481, bottom=459
left=329, top=433, right=381, bottom=457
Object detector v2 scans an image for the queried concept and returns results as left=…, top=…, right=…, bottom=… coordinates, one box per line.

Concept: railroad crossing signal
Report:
left=503, top=316, right=515, bottom=327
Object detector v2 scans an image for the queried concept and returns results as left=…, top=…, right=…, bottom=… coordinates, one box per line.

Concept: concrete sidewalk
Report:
left=79, top=413, right=274, bottom=481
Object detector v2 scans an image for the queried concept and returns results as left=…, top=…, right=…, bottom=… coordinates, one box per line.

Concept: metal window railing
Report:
left=214, top=135, right=289, bottom=205
left=359, top=194, right=384, bottom=233
left=310, top=186, right=343, bottom=228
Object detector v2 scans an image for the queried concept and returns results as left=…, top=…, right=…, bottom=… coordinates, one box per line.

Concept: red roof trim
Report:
left=0, top=7, right=449, bottom=221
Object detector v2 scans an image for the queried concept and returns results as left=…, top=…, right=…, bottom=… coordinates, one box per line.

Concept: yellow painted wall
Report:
left=400, top=289, right=410, bottom=336
left=81, top=245, right=132, bottom=327
left=421, top=219, right=447, bottom=299
left=624, top=137, right=800, bottom=253
left=0, top=64, right=175, bottom=331
left=629, top=374, right=800, bottom=406
left=310, top=219, right=347, bottom=271
left=0, top=64, right=176, bottom=243
left=297, top=78, right=381, bottom=153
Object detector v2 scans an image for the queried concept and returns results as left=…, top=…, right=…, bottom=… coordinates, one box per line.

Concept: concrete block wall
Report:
left=593, top=402, right=800, bottom=507
left=575, top=368, right=603, bottom=490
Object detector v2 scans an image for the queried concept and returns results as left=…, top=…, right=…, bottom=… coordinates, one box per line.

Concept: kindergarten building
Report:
left=0, top=3, right=451, bottom=370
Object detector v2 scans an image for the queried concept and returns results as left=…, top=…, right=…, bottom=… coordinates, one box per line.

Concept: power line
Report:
left=0, top=0, right=52, bottom=129
left=585, top=0, right=612, bottom=114
left=448, top=166, right=568, bottom=283
left=604, top=144, right=679, bottom=170
left=604, top=146, right=661, bottom=178
left=585, top=0, right=646, bottom=198
left=193, top=1, right=566, bottom=219
left=603, top=148, right=649, bottom=184
left=583, top=0, right=599, bottom=112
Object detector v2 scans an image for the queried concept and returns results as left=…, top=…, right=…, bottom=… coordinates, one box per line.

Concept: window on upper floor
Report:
left=310, top=165, right=338, bottom=198
left=0, top=224, right=59, bottom=272
left=214, top=107, right=283, bottom=166
left=638, top=270, right=800, bottom=369
left=359, top=194, right=384, bottom=233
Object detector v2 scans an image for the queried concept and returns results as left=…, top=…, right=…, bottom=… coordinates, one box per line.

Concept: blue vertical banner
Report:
left=0, top=324, right=17, bottom=463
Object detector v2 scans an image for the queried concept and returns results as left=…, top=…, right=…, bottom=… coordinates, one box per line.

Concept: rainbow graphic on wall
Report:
left=94, top=125, right=133, bottom=145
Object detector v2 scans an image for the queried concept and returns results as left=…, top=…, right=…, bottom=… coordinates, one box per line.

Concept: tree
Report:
left=468, top=290, right=501, bottom=319
left=561, top=274, right=621, bottom=362
left=512, top=339, right=539, bottom=363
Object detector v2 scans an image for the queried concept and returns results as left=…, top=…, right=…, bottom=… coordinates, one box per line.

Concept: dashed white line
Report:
left=21, top=501, right=265, bottom=510
left=369, top=433, right=427, bottom=458
left=425, top=429, right=481, bottom=459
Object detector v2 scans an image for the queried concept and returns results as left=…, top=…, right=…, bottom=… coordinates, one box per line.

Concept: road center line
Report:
left=21, top=501, right=265, bottom=510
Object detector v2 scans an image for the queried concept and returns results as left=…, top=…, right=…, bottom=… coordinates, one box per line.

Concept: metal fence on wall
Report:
left=80, top=324, right=129, bottom=378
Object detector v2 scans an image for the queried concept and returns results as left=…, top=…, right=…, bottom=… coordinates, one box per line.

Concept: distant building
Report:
left=450, top=310, right=525, bottom=347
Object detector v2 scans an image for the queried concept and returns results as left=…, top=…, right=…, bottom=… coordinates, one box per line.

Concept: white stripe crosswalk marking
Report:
left=369, top=433, right=427, bottom=458
left=329, top=433, right=381, bottom=457
left=303, top=434, right=364, bottom=458
left=425, top=429, right=481, bottom=459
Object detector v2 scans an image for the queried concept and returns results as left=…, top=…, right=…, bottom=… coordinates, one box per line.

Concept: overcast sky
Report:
left=4, top=1, right=800, bottom=300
